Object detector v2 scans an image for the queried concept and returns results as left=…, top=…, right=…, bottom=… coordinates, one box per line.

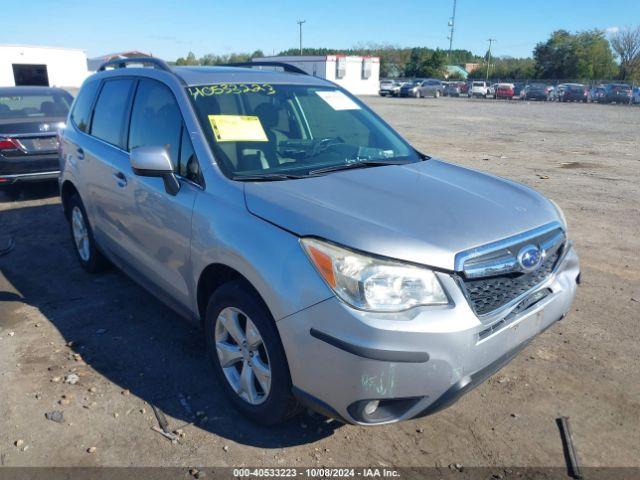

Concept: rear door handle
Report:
left=113, top=172, right=127, bottom=188
left=76, top=147, right=84, bottom=160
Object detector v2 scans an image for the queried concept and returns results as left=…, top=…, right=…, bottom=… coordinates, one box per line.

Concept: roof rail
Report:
left=98, top=56, right=172, bottom=72
left=221, top=61, right=308, bottom=76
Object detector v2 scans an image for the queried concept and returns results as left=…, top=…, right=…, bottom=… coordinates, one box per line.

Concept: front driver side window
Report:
left=129, top=79, right=182, bottom=166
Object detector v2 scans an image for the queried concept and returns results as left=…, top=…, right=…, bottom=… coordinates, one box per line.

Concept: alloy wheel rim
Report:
left=215, top=307, right=271, bottom=405
left=71, top=206, right=90, bottom=262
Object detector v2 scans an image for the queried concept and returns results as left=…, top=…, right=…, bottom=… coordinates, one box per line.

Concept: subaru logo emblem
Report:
left=517, top=244, right=542, bottom=271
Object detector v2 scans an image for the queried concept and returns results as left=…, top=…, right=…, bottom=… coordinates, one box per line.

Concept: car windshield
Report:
left=188, top=83, right=421, bottom=180
left=0, top=91, right=71, bottom=120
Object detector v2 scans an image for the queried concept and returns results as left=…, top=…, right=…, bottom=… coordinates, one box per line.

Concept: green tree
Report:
left=469, top=57, right=535, bottom=80
left=403, top=48, right=446, bottom=78
left=533, top=29, right=616, bottom=80
left=175, top=51, right=199, bottom=66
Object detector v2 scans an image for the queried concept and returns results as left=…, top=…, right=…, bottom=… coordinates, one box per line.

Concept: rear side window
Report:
left=128, top=79, right=182, bottom=166
left=91, top=79, right=135, bottom=148
left=70, top=80, right=99, bottom=132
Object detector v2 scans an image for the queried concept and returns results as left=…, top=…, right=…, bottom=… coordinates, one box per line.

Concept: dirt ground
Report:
left=1, top=96, right=639, bottom=470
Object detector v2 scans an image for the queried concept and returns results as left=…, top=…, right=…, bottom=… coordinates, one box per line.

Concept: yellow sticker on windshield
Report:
left=208, top=115, right=268, bottom=142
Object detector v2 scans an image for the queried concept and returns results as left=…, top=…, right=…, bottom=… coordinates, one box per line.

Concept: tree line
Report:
left=174, top=26, right=640, bottom=82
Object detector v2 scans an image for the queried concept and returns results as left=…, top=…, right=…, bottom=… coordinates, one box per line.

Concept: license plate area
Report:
left=18, top=136, right=58, bottom=153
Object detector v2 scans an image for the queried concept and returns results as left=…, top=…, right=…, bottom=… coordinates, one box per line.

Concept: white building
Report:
left=0, top=45, right=89, bottom=88
left=254, top=55, right=380, bottom=95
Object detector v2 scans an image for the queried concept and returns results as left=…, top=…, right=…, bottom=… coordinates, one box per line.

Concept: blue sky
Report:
left=2, top=0, right=638, bottom=60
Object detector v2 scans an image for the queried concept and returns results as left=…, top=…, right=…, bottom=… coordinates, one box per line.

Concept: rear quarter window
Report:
left=70, top=80, right=100, bottom=132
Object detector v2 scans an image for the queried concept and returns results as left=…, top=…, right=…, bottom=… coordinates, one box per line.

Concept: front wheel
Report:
left=204, top=281, right=299, bottom=425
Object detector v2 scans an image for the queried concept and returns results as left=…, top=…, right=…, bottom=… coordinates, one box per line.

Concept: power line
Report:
left=297, top=20, right=306, bottom=55
left=486, top=38, right=496, bottom=81
left=447, top=0, right=457, bottom=61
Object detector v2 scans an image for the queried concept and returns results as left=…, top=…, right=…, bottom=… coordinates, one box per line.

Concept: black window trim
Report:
left=69, top=79, right=101, bottom=134
left=177, top=123, right=205, bottom=190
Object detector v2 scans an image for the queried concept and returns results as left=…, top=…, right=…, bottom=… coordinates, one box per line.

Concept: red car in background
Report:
left=495, top=83, right=515, bottom=99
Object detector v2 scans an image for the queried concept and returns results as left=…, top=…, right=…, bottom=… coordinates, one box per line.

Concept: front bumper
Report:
left=278, top=246, right=579, bottom=425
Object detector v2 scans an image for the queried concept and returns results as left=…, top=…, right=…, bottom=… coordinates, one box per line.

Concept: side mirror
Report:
left=130, top=146, right=180, bottom=195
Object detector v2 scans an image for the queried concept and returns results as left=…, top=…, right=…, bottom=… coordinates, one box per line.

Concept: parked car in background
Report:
left=460, top=82, right=470, bottom=96
left=632, top=87, right=640, bottom=104
left=494, top=83, right=515, bottom=100
left=588, top=85, right=606, bottom=103
left=470, top=81, right=493, bottom=98
left=444, top=82, right=465, bottom=97
left=59, top=57, right=580, bottom=426
left=379, top=80, right=400, bottom=97
left=1, top=86, right=73, bottom=195
left=602, top=83, right=632, bottom=104
left=522, top=83, right=550, bottom=101
left=513, top=83, right=526, bottom=98
left=417, top=79, right=444, bottom=98
left=557, top=83, right=588, bottom=102
left=399, top=79, right=424, bottom=98
left=547, top=86, right=558, bottom=101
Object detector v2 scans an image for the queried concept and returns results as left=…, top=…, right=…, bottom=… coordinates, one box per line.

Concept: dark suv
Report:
left=602, top=84, right=632, bottom=104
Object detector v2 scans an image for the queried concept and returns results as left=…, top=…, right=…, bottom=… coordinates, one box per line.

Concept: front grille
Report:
left=463, top=249, right=560, bottom=316
left=457, top=224, right=565, bottom=317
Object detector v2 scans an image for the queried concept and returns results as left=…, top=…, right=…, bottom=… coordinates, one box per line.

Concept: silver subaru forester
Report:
left=58, top=58, right=580, bottom=425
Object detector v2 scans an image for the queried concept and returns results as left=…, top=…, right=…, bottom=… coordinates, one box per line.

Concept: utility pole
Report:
left=297, top=20, right=306, bottom=55
left=447, top=0, right=457, bottom=61
left=486, top=38, right=496, bottom=82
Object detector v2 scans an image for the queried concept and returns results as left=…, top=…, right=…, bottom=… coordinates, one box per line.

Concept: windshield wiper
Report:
left=308, top=159, right=409, bottom=175
left=231, top=173, right=307, bottom=182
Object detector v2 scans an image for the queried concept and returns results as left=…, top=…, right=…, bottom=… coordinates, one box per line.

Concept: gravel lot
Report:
left=1, top=96, right=639, bottom=470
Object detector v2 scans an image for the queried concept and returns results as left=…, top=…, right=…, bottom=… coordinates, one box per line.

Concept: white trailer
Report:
left=254, top=55, right=380, bottom=96
left=0, top=45, right=89, bottom=88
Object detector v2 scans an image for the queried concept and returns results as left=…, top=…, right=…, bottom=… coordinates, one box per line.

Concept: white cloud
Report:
left=605, top=26, right=620, bottom=34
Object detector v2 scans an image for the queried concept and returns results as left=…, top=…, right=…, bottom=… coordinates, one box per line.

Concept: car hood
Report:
left=244, top=160, right=560, bottom=271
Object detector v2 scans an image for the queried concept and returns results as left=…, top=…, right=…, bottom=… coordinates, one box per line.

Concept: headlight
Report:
left=550, top=199, right=568, bottom=231
left=301, top=238, right=448, bottom=312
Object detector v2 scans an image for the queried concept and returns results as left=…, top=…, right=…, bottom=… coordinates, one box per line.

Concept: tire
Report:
left=204, top=281, right=299, bottom=425
left=67, top=193, right=108, bottom=273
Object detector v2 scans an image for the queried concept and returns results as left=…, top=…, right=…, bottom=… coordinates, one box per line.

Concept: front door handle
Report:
left=113, top=172, right=127, bottom=188
left=76, top=147, right=84, bottom=160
